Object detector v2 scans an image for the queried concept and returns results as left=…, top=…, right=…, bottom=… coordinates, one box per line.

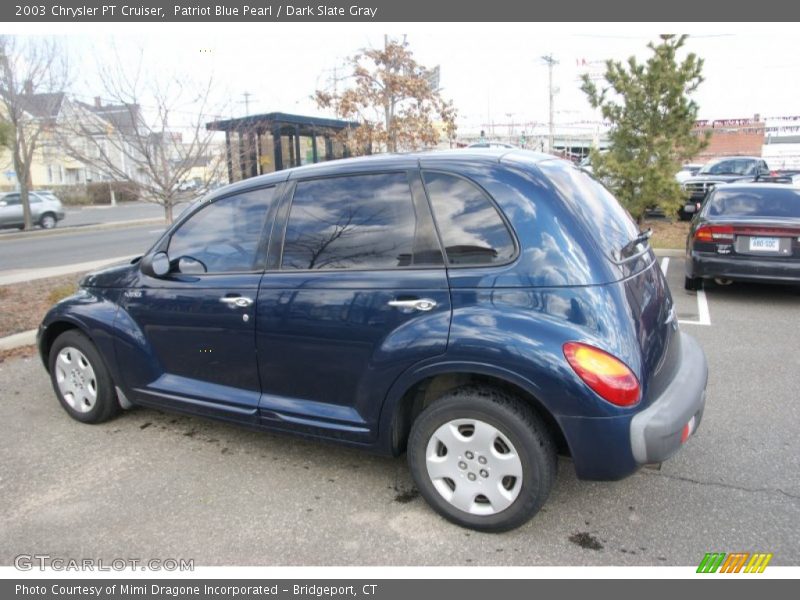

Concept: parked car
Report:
left=467, top=141, right=516, bottom=149
left=679, top=156, right=770, bottom=220
left=0, top=190, right=65, bottom=230
left=176, top=179, right=202, bottom=192
left=675, top=163, right=703, bottom=183
left=38, top=150, right=707, bottom=532
left=685, top=182, right=800, bottom=290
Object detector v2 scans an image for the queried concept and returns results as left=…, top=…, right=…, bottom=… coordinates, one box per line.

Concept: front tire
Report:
left=48, top=330, right=120, bottom=423
left=407, top=386, right=557, bottom=532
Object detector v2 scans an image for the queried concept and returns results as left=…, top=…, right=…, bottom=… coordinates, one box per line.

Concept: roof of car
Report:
left=712, top=182, right=797, bottom=192
left=205, top=149, right=559, bottom=201
left=705, top=156, right=763, bottom=164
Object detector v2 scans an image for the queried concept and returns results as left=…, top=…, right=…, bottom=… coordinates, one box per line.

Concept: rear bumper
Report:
left=688, top=251, right=800, bottom=284
left=558, top=332, right=707, bottom=480
left=629, top=332, right=707, bottom=464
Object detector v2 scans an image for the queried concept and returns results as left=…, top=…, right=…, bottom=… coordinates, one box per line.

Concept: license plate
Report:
left=749, top=237, right=780, bottom=252
left=683, top=204, right=696, bottom=213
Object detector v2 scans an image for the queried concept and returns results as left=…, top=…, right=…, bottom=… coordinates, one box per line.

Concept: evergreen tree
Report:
left=581, top=35, right=709, bottom=222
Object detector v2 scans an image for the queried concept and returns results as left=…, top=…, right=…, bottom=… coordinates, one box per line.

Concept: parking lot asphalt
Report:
left=0, top=258, right=797, bottom=566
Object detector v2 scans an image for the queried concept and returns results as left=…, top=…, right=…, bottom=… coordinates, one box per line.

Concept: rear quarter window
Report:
left=422, top=171, right=516, bottom=266
left=537, top=161, right=638, bottom=259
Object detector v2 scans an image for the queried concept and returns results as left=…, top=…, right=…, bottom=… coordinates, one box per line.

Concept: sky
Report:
left=7, top=22, right=800, bottom=136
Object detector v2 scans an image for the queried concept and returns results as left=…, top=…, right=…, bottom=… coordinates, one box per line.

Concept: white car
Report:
left=675, top=164, right=703, bottom=183
left=467, top=142, right=516, bottom=149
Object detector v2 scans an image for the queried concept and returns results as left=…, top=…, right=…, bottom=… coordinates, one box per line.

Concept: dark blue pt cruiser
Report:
left=38, top=150, right=708, bottom=531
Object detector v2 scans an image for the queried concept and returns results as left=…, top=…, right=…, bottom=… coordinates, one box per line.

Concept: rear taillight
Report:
left=694, top=224, right=734, bottom=243
left=563, top=342, right=640, bottom=407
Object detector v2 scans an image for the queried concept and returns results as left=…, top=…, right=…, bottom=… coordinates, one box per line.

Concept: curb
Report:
left=653, top=248, right=685, bottom=257
left=0, top=218, right=164, bottom=242
left=0, top=329, right=37, bottom=351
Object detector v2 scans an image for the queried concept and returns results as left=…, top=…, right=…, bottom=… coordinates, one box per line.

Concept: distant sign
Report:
left=424, top=65, right=440, bottom=91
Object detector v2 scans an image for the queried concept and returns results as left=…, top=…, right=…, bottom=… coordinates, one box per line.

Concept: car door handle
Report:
left=220, top=296, right=254, bottom=308
left=387, top=298, right=437, bottom=312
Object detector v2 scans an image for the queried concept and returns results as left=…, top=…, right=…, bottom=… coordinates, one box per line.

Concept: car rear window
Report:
left=538, top=160, right=639, bottom=259
left=706, top=187, right=800, bottom=219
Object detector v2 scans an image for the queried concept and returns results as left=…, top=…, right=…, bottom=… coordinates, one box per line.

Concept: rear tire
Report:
left=684, top=275, right=701, bottom=291
left=48, top=330, right=121, bottom=424
left=39, top=213, right=57, bottom=229
left=407, top=385, right=557, bottom=532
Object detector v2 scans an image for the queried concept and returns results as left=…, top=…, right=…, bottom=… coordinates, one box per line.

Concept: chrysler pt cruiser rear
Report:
left=39, top=150, right=708, bottom=531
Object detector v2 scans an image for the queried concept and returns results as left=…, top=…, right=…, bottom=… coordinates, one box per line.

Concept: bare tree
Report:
left=0, top=36, right=69, bottom=230
left=60, top=52, right=226, bottom=223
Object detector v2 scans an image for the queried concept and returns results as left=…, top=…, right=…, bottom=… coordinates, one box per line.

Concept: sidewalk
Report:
left=0, top=255, right=137, bottom=286
left=0, top=218, right=162, bottom=242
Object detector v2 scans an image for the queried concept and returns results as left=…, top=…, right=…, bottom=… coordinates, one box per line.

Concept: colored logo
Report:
left=697, top=552, right=773, bottom=573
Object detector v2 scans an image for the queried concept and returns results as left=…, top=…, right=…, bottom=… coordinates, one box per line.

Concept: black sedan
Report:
left=685, top=183, right=800, bottom=290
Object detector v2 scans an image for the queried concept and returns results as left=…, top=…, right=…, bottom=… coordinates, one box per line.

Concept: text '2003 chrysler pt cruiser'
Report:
left=39, top=150, right=708, bottom=531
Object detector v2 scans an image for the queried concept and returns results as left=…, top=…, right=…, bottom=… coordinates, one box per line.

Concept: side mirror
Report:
left=140, top=251, right=171, bottom=278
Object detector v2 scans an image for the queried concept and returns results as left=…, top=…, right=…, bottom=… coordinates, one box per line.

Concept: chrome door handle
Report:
left=220, top=296, right=254, bottom=308
left=388, top=298, right=437, bottom=312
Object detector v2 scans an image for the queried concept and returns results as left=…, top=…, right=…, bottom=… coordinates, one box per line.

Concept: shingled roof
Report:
left=74, top=100, right=141, bottom=135
left=13, top=92, right=66, bottom=119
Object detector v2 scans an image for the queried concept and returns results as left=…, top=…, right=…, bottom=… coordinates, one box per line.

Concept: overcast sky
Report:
left=7, top=23, right=800, bottom=135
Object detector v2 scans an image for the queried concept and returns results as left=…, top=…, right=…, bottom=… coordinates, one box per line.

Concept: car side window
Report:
left=167, top=188, right=275, bottom=273
left=422, top=171, right=516, bottom=266
left=280, top=173, right=418, bottom=270
left=3, top=194, right=20, bottom=206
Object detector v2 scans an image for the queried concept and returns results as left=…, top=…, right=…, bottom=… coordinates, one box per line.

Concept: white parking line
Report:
left=659, top=254, right=711, bottom=326
left=694, top=288, right=712, bottom=326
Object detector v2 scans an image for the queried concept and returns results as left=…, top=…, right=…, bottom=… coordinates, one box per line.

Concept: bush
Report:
left=42, top=182, right=141, bottom=206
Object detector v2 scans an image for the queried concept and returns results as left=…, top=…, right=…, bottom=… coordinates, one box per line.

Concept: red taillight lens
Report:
left=563, top=342, right=641, bottom=407
left=694, top=225, right=734, bottom=243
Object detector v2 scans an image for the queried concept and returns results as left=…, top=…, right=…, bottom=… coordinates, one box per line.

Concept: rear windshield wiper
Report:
left=615, top=228, right=653, bottom=262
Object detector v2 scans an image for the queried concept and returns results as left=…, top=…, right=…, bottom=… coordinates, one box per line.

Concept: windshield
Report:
left=699, top=159, right=757, bottom=176
left=706, top=187, right=800, bottom=219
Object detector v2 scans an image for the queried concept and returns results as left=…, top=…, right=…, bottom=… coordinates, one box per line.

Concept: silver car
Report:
left=0, top=191, right=65, bottom=230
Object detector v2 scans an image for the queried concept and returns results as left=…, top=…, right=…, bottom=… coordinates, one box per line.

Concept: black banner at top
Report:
left=4, top=0, right=800, bottom=22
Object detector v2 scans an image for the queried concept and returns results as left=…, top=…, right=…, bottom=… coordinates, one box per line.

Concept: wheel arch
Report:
left=381, top=363, right=570, bottom=459
left=39, top=318, right=92, bottom=372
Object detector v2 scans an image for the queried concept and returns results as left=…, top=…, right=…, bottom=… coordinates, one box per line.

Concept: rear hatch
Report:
left=538, top=160, right=681, bottom=405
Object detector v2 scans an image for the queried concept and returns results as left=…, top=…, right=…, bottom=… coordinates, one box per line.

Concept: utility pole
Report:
left=541, top=54, right=558, bottom=153
left=241, top=91, right=253, bottom=115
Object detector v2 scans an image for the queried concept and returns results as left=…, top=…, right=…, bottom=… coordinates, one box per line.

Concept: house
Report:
left=0, top=90, right=143, bottom=190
